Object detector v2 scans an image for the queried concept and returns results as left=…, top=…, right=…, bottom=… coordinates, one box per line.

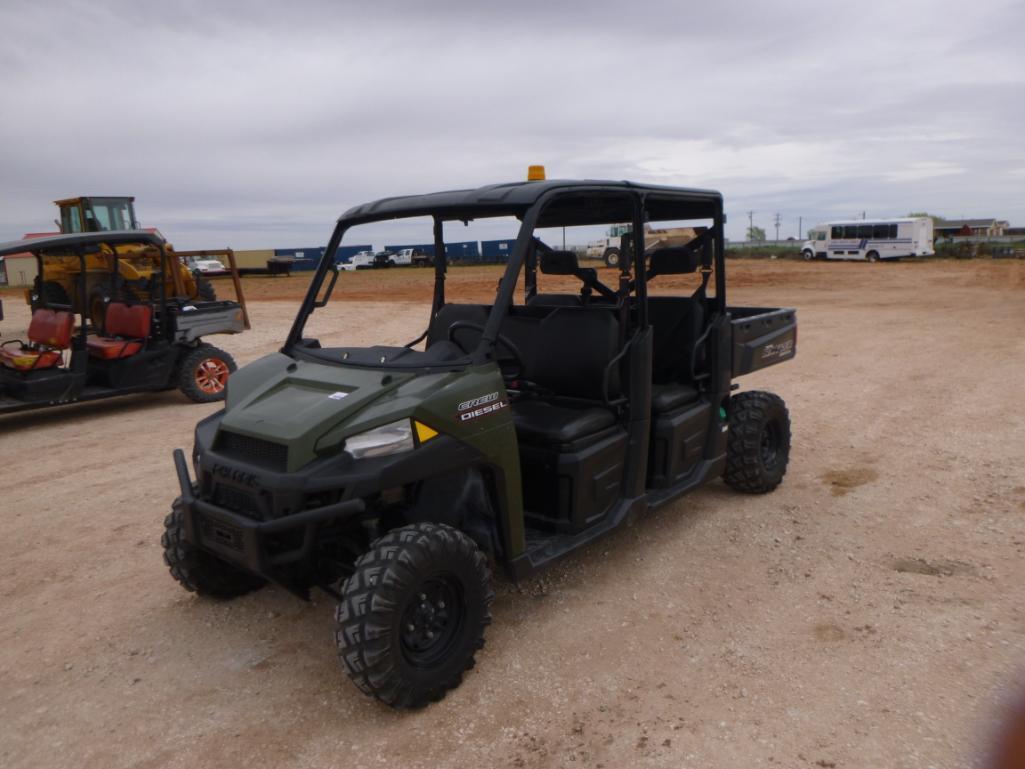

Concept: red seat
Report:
left=87, top=303, right=151, bottom=360
left=86, top=337, right=144, bottom=359
left=0, top=308, right=74, bottom=371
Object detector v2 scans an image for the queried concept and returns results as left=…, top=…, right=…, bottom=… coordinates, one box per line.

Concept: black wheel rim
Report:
left=399, top=575, right=465, bottom=669
left=760, top=419, right=782, bottom=470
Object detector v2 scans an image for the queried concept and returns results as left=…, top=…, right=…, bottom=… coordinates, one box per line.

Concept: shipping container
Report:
left=443, top=241, right=479, bottom=262
left=481, top=239, right=516, bottom=263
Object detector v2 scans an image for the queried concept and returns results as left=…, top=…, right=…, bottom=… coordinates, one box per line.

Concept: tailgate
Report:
left=729, top=307, right=797, bottom=376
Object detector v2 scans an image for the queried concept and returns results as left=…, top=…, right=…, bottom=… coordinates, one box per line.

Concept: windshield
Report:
left=83, top=198, right=137, bottom=232
left=287, top=187, right=724, bottom=373
left=296, top=213, right=524, bottom=368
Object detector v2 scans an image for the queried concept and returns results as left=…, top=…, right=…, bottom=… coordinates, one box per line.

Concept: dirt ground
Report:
left=1, top=259, right=1024, bottom=769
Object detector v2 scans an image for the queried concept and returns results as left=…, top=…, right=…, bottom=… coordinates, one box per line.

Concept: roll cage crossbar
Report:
left=283, top=182, right=726, bottom=364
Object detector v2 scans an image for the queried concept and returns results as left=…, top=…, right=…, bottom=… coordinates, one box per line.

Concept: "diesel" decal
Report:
left=459, top=400, right=508, bottom=422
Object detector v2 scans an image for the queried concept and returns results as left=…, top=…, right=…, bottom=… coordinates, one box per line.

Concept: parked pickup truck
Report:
left=395, top=247, right=433, bottom=267
left=340, top=250, right=376, bottom=271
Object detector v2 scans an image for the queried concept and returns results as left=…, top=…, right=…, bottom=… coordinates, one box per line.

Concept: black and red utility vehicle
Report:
left=0, top=231, right=247, bottom=416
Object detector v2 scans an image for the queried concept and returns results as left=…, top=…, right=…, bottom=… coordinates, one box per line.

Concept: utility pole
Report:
left=747, top=210, right=754, bottom=242
left=798, top=216, right=803, bottom=240
left=774, top=212, right=781, bottom=243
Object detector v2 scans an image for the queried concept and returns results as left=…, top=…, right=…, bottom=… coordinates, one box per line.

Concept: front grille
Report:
left=212, top=484, right=261, bottom=520
left=217, top=431, right=288, bottom=471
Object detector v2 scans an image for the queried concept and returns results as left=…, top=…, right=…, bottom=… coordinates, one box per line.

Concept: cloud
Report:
left=0, top=0, right=1023, bottom=248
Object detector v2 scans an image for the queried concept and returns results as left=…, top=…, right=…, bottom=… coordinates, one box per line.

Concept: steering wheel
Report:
left=447, top=320, right=525, bottom=382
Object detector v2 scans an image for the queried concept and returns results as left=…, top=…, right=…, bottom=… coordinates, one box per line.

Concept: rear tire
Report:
left=334, top=523, right=493, bottom=708
left=603, top=248, right=621, bottom=268
left=161, top=500, right=265, bottom=599
left=724, top=390, right=791, bottom=493
left=866, top=251, right=879, bottom=263
left=178, top=344, right=236, bottom=403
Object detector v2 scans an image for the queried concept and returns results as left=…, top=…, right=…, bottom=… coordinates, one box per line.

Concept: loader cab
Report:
left=56, top=197, right=139, bottom=234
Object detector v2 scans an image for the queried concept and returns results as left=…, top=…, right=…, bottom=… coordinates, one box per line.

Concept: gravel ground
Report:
left=0, top=260, right=1023, bottom=769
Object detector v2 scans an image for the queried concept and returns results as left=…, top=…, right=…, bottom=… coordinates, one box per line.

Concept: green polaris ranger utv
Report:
left=163, top=177, right=797, bottom=708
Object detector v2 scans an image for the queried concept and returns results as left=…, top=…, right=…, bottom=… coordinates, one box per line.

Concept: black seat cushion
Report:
left=651, top=383, right=699, bottom=412
left=512, top=400, right=616, bottom=444
left=531, top=308, right=620, bottom=401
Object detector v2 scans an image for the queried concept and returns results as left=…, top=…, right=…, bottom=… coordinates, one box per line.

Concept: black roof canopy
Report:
left=0, top=230, right=165, bottom=258
left=339, top=179, right=722, bottom=227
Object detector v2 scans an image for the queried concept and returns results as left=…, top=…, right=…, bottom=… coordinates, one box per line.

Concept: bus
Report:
left=801, top=217, right=933, bottom=262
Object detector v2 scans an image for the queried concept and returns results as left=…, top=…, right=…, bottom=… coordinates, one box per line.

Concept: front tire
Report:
left=724, top=390, right=791, bottom=493
left=178, top=344, right=236, bottom=403
left=802, top=249, right=814, bottom=261
left=866, top=251, right=879, bottom=263
left=603, top=248, right=621, bottom=268
left=335, top=523, right=494, bottom=709
left=161, top=500, right=265, bottom=598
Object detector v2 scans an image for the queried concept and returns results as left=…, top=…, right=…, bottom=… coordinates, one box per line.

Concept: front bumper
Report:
left=172, top=448, right=366, bottom=574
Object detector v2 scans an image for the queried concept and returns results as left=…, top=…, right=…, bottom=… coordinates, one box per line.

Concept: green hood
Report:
left=221, top=353, right=448, bottom=471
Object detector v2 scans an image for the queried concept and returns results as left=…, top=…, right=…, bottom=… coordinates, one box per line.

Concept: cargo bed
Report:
left=729, top=307, right=797, bottom=376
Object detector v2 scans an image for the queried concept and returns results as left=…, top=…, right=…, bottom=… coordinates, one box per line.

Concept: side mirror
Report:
left=539, top=250, right=579, bottom=275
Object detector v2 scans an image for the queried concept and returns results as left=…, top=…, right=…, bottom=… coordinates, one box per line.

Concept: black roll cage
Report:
left=283, top=183, right=726, bottom=366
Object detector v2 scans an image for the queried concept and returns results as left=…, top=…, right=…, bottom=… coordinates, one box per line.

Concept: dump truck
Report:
left=587, top=223, right=699, bottom=267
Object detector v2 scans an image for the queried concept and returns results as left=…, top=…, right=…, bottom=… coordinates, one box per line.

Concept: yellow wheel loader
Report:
left=27, top=196, right=215, bottom=327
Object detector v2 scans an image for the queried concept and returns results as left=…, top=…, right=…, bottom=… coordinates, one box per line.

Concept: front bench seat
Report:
left=87, top=302, right=152, bottom=359
left=512, top=400, right=616, bottom=444
left=0, top=308, right=74, bottom=371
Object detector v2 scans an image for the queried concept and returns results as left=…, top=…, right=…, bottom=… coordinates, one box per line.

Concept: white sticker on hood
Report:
left=328, top=391, right=349, bottom=400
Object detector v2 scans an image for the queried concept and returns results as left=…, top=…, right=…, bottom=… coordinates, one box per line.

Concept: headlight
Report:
left=344, top=419, right=415, bottom=459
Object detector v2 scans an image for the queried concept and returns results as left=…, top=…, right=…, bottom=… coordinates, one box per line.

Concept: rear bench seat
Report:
left=647, top=296, right=704, bottom=413
left=87, top=302, right=152, bottom=359
left=0, top=308, right=74, bottom=371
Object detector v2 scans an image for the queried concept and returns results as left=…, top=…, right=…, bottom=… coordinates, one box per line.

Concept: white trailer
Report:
left=802, top=217, right=933, bottom=262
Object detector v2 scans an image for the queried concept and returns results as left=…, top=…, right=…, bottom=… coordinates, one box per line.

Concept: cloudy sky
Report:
left=1, top=0, right=1022, bottom=249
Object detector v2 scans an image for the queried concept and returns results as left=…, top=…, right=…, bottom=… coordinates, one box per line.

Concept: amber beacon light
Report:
left=527, top=165, right=546, bottom=181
